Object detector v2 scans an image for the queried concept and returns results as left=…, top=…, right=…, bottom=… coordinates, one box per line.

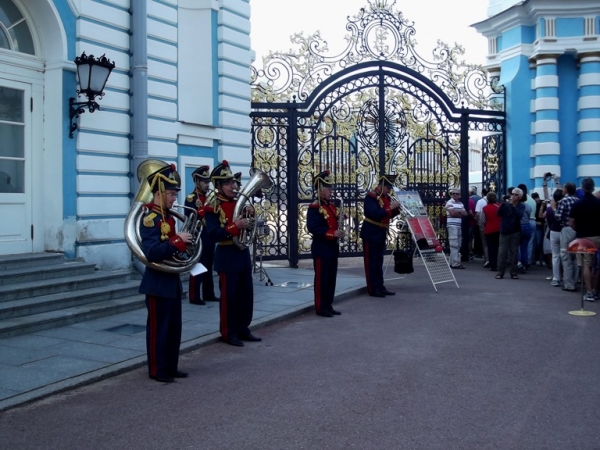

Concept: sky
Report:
left=250, top=0, right=490, bottom=68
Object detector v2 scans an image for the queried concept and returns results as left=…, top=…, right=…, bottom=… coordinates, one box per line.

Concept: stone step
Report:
left=0, top=270, right=132, bottom=303
left=0, top=280, right=141, bottom=320
left=0, top=294, right=146, bottom=339
left=0, top=261, right=97, bottom=287
left=0, top=252, right=65, bottom=271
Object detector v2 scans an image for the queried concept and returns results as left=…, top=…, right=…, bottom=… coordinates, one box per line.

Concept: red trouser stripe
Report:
left=314, top=257, right=321, bottom=312
left=363, top=241, right=372, bottom=295
left=219, top=273, right=228, bottom=339
left=147, top=296, right=157, bottom=377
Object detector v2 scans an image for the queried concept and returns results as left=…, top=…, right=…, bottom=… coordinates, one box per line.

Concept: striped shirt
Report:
left=555, top=195, right=578, bottom=228
left=445, top=199, right=465, bottom=227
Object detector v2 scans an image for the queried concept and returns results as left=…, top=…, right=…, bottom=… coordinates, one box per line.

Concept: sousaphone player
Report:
left=138, top=164, right=191, bottom=382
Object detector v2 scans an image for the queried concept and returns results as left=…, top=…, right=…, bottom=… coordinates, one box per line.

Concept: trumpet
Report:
left=335, top=195, right=348, bottom=242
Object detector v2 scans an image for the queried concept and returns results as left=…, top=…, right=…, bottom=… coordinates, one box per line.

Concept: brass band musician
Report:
left=204, top=161, right=262, bottom=347
left=360, top=174, right=400, bottom=297
left=184, top=165, right=219, bottom=305
left=307, top=170, right=345, bottom=317
left=139, top=164, right=191, bottom=382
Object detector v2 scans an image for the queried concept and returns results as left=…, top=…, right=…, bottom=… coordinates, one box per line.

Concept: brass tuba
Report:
left=124, top=159, right=203, bottom=273
left=232, top=168, right=273, bottom=250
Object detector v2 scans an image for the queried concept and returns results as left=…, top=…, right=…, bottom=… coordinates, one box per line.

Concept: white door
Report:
left=0, top=78, right=32, bottom=255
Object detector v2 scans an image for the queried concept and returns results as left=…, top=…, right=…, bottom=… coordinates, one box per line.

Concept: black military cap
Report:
left=314, top=170, right=333, bottom=188
left=210, top=160, right=234, bottom=184
left=379, top=174, right=397, bottom=188
left=147, top=163, right=180, bottom=193
left=192, top=165, right=210, bottom=181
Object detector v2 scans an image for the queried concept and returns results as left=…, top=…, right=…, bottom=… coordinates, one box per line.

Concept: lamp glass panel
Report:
left=77, top=64, right=91, bottom=91
left=89, top=65, right=110, bottom=93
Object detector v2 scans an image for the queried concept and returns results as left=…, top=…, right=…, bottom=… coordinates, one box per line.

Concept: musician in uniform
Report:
left=139, top=164, right=191, bottom=382
left=307, top=170, right=345, bottom=317
left=204, top=160, right=261, bottom=347
left=184, top=165, right=218, bottom=305
left=360, top=174, right=401, bottom=297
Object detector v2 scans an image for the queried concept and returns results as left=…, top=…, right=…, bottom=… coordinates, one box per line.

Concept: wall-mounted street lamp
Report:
left=69, top=52, right=115, bottom=138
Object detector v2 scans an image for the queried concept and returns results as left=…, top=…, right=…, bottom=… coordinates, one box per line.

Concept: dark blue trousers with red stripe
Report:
left=188, top=234, right=216, bottom=302
left=362, top=238, right=386, bottom=295
left=313, top=256, right=338, bottom=314
left=145, top=295, right=182, bottom=378
left=219, top=270, right=253, bottom=342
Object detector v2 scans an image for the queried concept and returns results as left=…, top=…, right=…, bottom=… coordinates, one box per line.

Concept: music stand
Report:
left=252, top=219, right=274, bottom=286
left=383, top=219, right=410, bottom=283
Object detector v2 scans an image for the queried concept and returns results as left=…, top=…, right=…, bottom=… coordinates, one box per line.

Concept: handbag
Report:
left=393, top=233, right=415, bottom=274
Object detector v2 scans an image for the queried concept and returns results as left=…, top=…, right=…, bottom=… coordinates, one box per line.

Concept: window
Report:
left=0, top=86, right=25, bottom=193
left=0, top=0, right=34, bottom=55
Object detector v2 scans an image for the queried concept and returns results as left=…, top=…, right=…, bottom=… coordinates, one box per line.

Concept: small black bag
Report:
left=393, top=233, right=414, bottom=274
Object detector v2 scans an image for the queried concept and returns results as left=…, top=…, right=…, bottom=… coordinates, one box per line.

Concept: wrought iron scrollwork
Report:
left=250, top=0, right=506, bottom=264
left=251, top=0, right=504, bottom=110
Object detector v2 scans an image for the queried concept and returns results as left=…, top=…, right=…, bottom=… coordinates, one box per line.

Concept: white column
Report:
left=577, top=53, right=600, bottom=181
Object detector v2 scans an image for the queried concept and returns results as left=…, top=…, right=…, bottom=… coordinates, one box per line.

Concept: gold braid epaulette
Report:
left=319, top=206, right=329, bottom=220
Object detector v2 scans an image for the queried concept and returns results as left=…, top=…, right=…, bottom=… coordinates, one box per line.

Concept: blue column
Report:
left=577, top=52, right=600, bottom=185
left=533, top=55, right=560, bottom=190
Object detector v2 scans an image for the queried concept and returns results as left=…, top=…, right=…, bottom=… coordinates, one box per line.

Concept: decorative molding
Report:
left=533, top=120, right=560, bottom=134
left=534, top=142, right=560, bottom=155
left=578, top=119, right=600, bottom=133
left=533, top=165, right=561, bottom=178
left=179, top=0, right=220, bottom=11
left=578, top=164, right=600, bottom=177
left=578, top=141, right=600, bottom=155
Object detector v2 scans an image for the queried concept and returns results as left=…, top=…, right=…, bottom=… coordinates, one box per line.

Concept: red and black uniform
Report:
left=185, top=189, right=217, bottom=303
left=138, top=204, right=187, bottom=380
left=307, top=199, right=341, bottom=315
left=204, top=195, right=254, bottom=343
left=360, top=189, right=400, bottom=296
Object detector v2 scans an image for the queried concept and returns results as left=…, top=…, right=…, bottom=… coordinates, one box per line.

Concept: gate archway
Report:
left=250, top=1, right=505, bottom=267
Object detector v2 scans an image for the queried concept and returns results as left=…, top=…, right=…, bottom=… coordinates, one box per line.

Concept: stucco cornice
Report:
left=474, top=0, right=600, bottom=37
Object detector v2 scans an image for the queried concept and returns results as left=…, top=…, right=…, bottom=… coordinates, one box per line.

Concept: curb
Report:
left=0, top=284, right=366, bottom=412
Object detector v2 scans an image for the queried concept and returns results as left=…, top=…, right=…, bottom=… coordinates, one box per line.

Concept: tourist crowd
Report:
left=446, top=176, right=600, bottom=301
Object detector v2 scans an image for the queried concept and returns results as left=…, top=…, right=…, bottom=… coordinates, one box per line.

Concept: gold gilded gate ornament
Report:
left=486, top=154, right=498, bottom=175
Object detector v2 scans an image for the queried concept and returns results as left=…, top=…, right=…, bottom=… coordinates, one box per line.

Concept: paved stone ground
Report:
left=1, top=260, right=599, bottom=449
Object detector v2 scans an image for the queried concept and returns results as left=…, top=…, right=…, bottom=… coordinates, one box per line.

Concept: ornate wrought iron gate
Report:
left=250, top=1, right=505, bottom=267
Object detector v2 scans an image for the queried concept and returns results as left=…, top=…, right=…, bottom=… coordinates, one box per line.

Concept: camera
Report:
left=543, top=172, right=554, bottom=182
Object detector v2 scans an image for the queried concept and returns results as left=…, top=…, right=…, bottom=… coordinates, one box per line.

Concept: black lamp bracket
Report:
left=69, top=96, right=101, bottom=139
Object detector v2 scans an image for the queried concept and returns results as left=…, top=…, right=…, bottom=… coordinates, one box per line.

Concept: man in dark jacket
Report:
left=360, top=174, right=401, bottom=297
left=495, top=187, right=524, bottom=279
left=307, top=170, right=345, bottom=317
left=139, top=163, right=191, bottom=383
left=569, top=177, right=600, bottom=301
